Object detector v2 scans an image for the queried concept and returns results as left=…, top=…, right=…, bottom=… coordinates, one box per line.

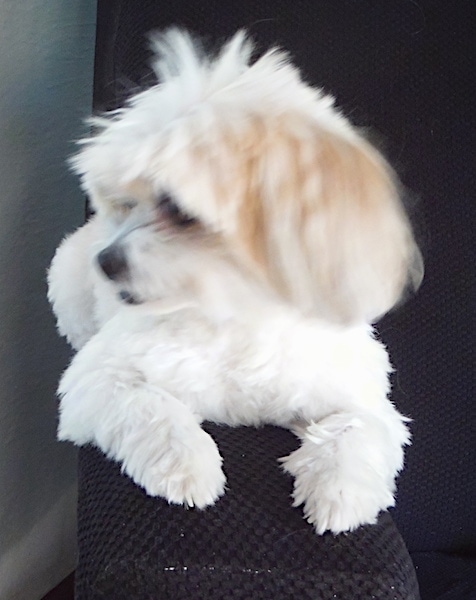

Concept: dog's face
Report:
left=73, top=29, right=422, bottom=323
left=88, top=173, right=269, bottom=317
left=92, top=181, right=212, bottom=306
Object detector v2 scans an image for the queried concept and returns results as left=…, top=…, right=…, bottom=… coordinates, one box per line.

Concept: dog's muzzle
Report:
left=97, top=246, right=128, bottom=281
left=97, top=246, right=141, bottom=305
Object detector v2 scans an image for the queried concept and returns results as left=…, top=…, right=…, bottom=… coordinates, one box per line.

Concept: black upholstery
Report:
left=76, top=427, right=419, bottom=599
left=76, top=1, right=475, bottom=598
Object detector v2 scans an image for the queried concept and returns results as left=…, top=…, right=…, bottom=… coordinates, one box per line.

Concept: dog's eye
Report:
left=115, top=199, right=138, bottom=216
left=157, top=193, right=198, bottom=227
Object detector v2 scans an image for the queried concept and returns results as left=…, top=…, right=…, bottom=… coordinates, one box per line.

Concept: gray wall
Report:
left=0, top=2, right=97, bottom=598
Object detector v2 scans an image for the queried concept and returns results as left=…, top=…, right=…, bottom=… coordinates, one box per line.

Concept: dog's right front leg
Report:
left=57, top=345, right=226, bottom=509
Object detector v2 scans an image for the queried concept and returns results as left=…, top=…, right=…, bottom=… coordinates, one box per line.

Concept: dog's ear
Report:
left=228, top=124, right=423, bottom=323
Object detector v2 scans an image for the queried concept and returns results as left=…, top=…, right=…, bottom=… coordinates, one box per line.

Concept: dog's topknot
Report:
left=149, top=28, right=253, bottom=86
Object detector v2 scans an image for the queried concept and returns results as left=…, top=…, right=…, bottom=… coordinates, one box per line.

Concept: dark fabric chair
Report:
left=75, top=1, right=475, bottom=598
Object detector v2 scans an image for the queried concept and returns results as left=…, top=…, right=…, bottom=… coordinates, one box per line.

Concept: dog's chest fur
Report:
left=94, top=306, right=390, bottom=427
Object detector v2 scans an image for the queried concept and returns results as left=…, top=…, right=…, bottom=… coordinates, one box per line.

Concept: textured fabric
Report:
left=412, top=553, right=476, bottom=600
left=77, top=1, right=475, bottom=598
left=76, top=425, right=419, bottom=599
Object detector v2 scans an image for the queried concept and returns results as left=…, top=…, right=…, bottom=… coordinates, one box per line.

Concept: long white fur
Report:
left=48, top=29, right=419, bottom=534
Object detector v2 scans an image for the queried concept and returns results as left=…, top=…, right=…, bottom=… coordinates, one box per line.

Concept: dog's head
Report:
left=72, top=29, right=422, bottom=323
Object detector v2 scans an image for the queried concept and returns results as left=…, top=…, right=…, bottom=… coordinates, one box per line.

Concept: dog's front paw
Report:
left=281, top=425, right=396, bottom=534
left=123, top=425, right=226, bottom=509
left=291, top=467, right=394, bottom=535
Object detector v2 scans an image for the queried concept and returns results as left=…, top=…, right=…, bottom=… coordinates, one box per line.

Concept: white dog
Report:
left=48, top=30, right=422, bottom=534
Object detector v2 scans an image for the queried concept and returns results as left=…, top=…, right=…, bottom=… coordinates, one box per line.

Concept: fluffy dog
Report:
left=48, top=30, right=422, bottom=534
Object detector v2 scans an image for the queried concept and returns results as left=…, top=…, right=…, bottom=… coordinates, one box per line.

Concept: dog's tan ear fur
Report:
left=221, top=121, right=422, bottom=323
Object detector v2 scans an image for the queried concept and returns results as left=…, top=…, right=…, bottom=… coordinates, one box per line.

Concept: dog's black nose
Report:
left=97, top=246, right=127, bottom=280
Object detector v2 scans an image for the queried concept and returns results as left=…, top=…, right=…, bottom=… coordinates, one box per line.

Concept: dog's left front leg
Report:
left=57, top=345, right=226, bottom=509
left=281, top=407, right=410, bottom=534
